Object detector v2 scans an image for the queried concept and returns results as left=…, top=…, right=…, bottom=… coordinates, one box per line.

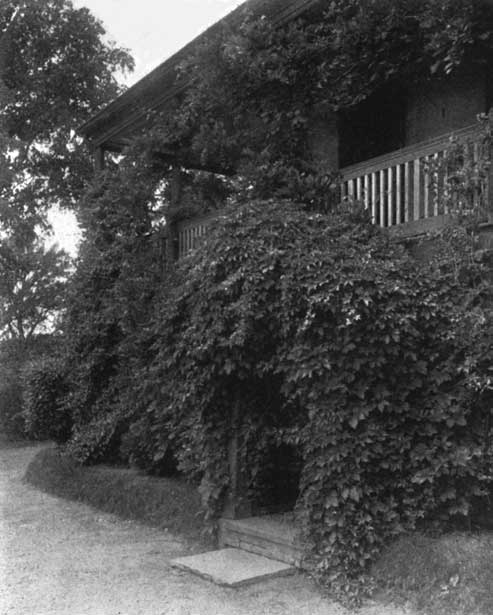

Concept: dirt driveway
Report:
left=0, top=444, right=413, bottom=615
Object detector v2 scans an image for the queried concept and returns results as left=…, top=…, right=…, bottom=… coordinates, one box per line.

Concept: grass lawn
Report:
left=24, top=446, right=212, bottom=549
left=0, top=432, right=37, bottom=449
left=372, top=531, right=493, bottom=615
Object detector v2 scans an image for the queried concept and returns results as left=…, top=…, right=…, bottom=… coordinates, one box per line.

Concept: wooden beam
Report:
left=94, top=146, right=105, bottom=173
left=222, top=400, right=252, bottom=520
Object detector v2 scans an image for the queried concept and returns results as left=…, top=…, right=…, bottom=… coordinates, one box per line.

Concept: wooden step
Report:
left=218, top=514, right=304, bottom=568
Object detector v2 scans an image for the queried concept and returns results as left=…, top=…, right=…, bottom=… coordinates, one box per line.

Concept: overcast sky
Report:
left=50, top=0, right=244, bottom=254
left=72, top=0, right=244, bottom=85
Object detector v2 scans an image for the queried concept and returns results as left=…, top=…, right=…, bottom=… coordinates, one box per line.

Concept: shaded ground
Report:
left=0, top=443, right=413, bottom=615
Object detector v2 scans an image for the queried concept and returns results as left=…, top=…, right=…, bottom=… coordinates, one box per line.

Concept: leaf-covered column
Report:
left=222, top=399, right=252, bottom=519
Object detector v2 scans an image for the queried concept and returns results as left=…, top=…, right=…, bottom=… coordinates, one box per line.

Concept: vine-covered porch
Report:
left=169, top=122, right=493, bottom=262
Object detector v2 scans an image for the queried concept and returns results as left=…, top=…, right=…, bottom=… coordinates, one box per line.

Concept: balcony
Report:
left=170, top=124, right=491, bottom=260
left=340, top=123, right=490, bottom=235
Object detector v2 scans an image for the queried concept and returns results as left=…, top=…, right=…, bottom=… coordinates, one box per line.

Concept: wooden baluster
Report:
left=347, top=179, right=354, bottom=200
left=387, top=167, right=394, bottom=227
left=371, top=172, right=377, bottom=224
left=404, top=161, right=410, bottom=222
left=380, top=169, right=386, bottom=227
left=364, top=174, right=370, bottom=211
left=356, top=176, right=362, bottom=201
left=423, top=156, right=430, bottom=218
left=413, top=158, right=421, bottom=221
left=396, top=164, right=402, bottom=225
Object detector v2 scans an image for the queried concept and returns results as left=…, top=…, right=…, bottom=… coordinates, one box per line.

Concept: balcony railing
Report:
left=168, top=124, right=489, bottom=263
left=176, top=212, right=217, bottom=259
left=340, top=124, right=486, bottom=230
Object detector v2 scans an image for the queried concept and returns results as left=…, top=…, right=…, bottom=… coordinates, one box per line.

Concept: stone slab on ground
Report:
left=170, top=547, right=295, bottom=587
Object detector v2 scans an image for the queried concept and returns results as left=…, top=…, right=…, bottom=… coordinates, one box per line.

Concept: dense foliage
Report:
left=0, top=237, right=70, bottom=340
left=0, top=0, right=133, bottom=347
left=23, top=355, right=70, bottom=443
left=38, top=0, right=493, bottom=603
left=0, top=0, right=133, bottom=230
left=0, top=361, right=24, bottom=437
left=56, top=184, right=493, bottom=598
left=0, top=335, right=60, bottom=437
left=139, top=202, right=493, bottom=598
left=57, top=150, right=165, bottom=464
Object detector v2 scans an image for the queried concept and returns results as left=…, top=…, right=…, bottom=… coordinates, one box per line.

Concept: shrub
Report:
left=66, top=403, right=128, bottom=465
left=119, top=415, right=179, bottom=476
left=23, top=356, right=71, bottom=443
left=0, top=336, right=59, bottom=439
left=55, top=160, right=164, bottom=464
left=138, top=199, right=493, bottom=600
left=0, top=372, right=25, bottom=439
left=24, top=447, right=207, bottom=546
left=61, top=193, right=493, bottom=601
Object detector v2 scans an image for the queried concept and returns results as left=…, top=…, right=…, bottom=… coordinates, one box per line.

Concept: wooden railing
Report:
left=167, top=125, right=488, bottom=262
left=340, top=124, right=484, bottom=229
left=176, top=212, right=216, bottom=259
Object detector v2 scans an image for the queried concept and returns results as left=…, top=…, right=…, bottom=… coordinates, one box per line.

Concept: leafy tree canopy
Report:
left=0, top=0, right=133, bottom=343
left=0, top=0, right=134, bottom=232
left=0, top=236, right=70, bottom=341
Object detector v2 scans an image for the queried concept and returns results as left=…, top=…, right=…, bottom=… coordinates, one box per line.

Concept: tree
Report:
left=0, top=9, right=15, bottom=195
left=0, top=237, right=70, bottom=341
left=0, top=0, right=133, bottom=341
left=0, top=0, right=134, bottom=231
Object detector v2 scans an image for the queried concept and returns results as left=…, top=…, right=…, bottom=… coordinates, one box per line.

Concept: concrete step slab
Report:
left=170, top=548, right=295, bottom=587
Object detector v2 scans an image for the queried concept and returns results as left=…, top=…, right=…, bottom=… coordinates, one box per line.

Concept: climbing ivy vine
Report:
left=25, top=0, right=493, bottom=604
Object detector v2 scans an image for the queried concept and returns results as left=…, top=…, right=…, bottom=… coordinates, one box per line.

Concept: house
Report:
left=80, top=0, right=493, bottom=262
left=79, top=1, right=493, bottom=559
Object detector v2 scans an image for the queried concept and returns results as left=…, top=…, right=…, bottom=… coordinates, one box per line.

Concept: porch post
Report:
left=222, top=400, right=252, bottom=520
left=94, top=146, right=105, bottom=173
left=166, top=167, right=182, bottom=263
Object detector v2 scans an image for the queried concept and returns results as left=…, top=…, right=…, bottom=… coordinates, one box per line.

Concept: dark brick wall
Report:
left=405, top=64, right=487, bottom=146
left=306, top=111, right=339, bottom=172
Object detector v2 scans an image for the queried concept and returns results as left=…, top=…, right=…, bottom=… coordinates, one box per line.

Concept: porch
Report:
left=171, top=123, right=492, bottom=260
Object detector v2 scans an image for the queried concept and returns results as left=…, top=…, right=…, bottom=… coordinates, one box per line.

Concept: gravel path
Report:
left=0, top=444, right=413, bottom=615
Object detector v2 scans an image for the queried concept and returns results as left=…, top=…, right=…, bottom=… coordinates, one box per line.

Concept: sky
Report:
left=72, top=0, right=244, bottom=86
left=49, top=0, right=244, bottom=255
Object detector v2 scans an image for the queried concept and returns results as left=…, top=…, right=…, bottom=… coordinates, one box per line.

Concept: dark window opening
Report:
left=338, top=84, right=407, bottom=168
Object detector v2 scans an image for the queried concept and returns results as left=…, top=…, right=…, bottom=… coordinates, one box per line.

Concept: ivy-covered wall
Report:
left=32, top=1, right=493, bottom=605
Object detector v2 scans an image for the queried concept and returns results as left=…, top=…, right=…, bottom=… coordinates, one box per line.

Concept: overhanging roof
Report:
left=79, top=0, right=321, bottom=152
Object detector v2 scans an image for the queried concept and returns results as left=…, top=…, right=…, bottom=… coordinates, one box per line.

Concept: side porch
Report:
left=169, top=122, right=493, bottom=262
